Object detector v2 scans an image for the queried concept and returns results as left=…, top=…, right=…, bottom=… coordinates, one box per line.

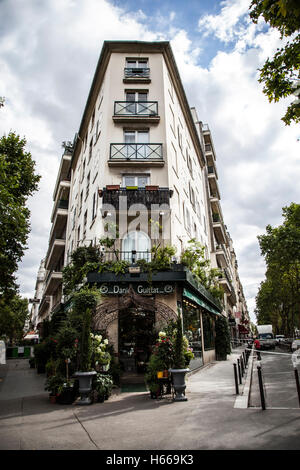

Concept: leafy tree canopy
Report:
left=256, top=203, right=300, bottom=335
left=249, top=0, right=300, bottom=125
left=0, top=294, right=29, bottom=344
left=0, top=132, right=40, bottom=294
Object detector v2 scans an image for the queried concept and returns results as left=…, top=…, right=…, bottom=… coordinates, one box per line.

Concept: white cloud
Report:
left=198, top=0, right=252, bottom=43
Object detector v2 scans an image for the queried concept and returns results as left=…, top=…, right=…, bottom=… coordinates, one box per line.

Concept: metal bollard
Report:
left=294, top=367, right=300, bottom=407
left=240, top=355, right=244, bottom=376
left=237, top=358, right=242, bottom=384
left=257, top=362, right=266, bottom=410
left=233, top=363, right=239, bottom=395
left=243, top=351, right=247, bottom=367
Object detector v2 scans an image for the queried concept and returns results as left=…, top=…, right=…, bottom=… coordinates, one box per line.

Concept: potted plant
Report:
left=74, top=307, right=96, bottom=405
left=56, top=380, right=76, bottom=405
left=169, top=314, right=190, bottom=402
left=215, top=315, right=231, bottom=360
left=45, top=375, right=65, bottom=403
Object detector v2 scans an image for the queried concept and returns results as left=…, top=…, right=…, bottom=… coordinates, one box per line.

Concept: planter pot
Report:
left=145, top=185, right=159, bottom=191
left=37, top=364, right=45, bottom=374
left=98, top=394, right=105, bottom=403
left=74, top=371, right=97, bottom=405
left=106, top=185, right=120, bottom=190
left=49, top=395, right=56, bottom=404
left=169, top=368, right=189, bottom=402
left=163, top=370, right=169, bottom=378
left=157, top=371, right=164, bottom=379
left=56, top=387, right=75, bottom=405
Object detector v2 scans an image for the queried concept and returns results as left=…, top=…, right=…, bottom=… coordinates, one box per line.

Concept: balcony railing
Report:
left=57, top=199, right=69, bottom=210
left=110, top=143, right=163, bottom=161
left=100, top=250, right=151, bottom=263
left=212, top=212, right=221, bottom=223
left=114, top=101, right=158, bottom=116
left=102, top=187, right=172, bottom=209
left=124, top=68, right=150, bottom=79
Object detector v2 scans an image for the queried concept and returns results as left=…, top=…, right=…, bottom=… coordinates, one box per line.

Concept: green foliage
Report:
left=173, top=314, right=186, bottom=369
left=249, top=0, right=300, bottom=125
left=78, top=308, right=92, bottom=372
left=44, top=375, right=66, bottom=395
left=0, top=132, right=40, bottom=294
left=93, top=373, right=113, bottom=398
left=256, top=203, right=300, bottom=336
left=62, top=245, right=100, bottom=295
left=90, top=333, right=111, bottom=368
left=144, top=354, right=165, bottom=392
left=180, top=239, right=224, bottom=301
left=0, top=294, right=29, bottom=343
left=215, top=315, right=231, bottom=360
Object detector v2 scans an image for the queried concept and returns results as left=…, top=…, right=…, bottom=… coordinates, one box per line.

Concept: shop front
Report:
left=182, top=288, right=221, bottom=369
left=88, top=264, right=222, bottom=374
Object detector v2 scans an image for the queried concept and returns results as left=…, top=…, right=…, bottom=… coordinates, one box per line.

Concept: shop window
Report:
left=202, top=312, right=215, bottom=350
left=182, top=299, right=203, bottom=370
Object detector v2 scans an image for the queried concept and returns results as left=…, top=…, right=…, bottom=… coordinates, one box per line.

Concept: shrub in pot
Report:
left=169, top=315, right=189, bottom=402
left=215, top=315, right=231, bottom=361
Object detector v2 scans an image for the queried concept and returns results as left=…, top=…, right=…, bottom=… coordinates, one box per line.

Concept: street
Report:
left=1, top=349, right=300, bottom=451
left=249, top=346, right=300, bottom=409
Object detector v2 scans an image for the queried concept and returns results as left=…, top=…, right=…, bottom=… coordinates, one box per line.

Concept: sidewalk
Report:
left=0, top=349, right=299, bottom=450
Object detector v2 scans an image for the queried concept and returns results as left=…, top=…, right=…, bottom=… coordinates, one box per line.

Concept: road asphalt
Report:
left=0, top=346, right=299, bottom=451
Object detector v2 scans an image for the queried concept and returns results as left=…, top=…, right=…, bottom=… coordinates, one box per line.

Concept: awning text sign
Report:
left=99, top=283, right=174, bottom=295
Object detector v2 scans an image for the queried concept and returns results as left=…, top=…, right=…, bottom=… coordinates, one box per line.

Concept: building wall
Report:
left=33, top=41, right=250, bottom=347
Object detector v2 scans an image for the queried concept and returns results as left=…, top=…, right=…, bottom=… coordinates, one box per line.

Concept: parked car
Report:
left=275, top=335, right=285, bottom=344
left=291, top=339, right=300, bottom=352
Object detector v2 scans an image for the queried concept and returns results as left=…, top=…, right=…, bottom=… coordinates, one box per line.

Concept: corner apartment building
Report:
left=30, top=41, right=249, bottom=372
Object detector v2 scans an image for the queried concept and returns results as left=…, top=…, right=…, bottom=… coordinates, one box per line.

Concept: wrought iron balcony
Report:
left=109, top=143, right=163, bottom=162
left=124, top=67, right=150, bottom=79
left=101, top=187, right=172, bottom=209
left=114, top=101, right=158, bottom=116
left=100, top=250, right=151, bottom=263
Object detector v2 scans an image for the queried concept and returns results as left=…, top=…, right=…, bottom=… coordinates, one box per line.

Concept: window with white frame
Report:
left=124, top=130, right=149, bottom=143
left=126, top=58, right=148, bottom=69
left=122, top=174, right=149, bottom=187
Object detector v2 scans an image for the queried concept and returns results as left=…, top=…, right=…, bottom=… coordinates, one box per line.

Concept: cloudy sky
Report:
left=0, top=0, right=299, bottom=323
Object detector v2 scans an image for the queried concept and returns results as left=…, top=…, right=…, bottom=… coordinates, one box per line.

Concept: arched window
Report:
left=122, top=231, right=151, bottom=262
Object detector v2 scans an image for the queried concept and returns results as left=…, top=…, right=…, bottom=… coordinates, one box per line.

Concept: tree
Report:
left=0, top=294, right=29, bottom=344
left=249, top=0, right=300, bottom=125
left=256, top=203, right=300, bottom=336
left=0, top=132, right=40, bottom=294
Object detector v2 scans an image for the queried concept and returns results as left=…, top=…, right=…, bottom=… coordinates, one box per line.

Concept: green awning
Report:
left=183, top=288, right=221, bottom=316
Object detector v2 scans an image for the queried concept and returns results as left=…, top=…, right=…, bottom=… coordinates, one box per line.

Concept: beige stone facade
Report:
left=31, top=41, right=250, bottom=367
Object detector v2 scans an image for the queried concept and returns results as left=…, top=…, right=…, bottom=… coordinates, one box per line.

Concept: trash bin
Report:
left=12, top=347, right=18, bottom=358
left=24, top=346, right=31, bottom=358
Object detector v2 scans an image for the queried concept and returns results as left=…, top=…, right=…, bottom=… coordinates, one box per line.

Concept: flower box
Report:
left=145, top=185, right=159, bottom=191
left=106, top=185, right=120, bottom=190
